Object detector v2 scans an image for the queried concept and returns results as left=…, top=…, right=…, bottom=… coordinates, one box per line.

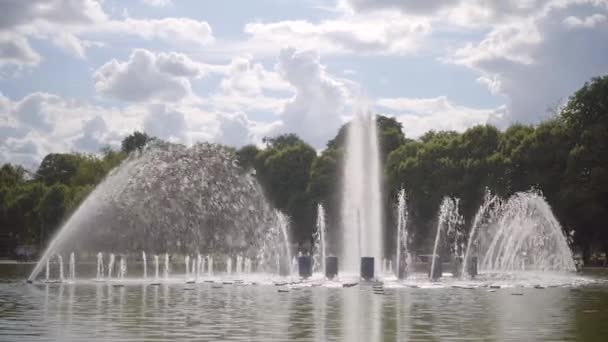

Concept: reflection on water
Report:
left=1, top=266, right=608, bottom=341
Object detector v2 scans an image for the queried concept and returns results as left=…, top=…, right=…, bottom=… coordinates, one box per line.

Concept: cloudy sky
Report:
left=1, top=0, right=607, bottom=168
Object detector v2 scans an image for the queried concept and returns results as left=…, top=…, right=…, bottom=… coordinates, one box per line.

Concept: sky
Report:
left=1, top=0, right=607, bottom=168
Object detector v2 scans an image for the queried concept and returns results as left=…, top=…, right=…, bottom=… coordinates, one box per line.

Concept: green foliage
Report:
left=121, top=131, right=151, bottom=154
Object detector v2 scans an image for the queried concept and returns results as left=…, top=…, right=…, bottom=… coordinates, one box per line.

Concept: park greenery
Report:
left=1, top=76, right=607, bottom=263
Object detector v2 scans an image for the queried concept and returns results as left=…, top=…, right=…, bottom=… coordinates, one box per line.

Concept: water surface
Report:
left=2, top=264, right=608, bottom=341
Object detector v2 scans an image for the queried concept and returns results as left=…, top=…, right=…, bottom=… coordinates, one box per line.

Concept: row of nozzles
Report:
left=42, top=252, right=260, bottom=281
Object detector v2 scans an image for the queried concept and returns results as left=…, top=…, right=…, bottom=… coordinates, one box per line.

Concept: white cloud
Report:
left=143, top=104, right=188, bottom=143
left=103, top=17, right=214, bottom=47
left=563, top=13, right=606, bottom=28
left=271, top=47, right=352, bottom=148
left=0, top=33, right=41, bottom=66
left=73, top=115, right=110, bottom=152
left=376, top=96, right=504, bottom=137
left=94, top=49, right=200, bottom=103
left=141, top=0, right=173, bottom=8
left=242, top=13, right=430, bottom=56
left=448, top=1, right=608, bottom=124
left=0, top=1, right=214, bottom=65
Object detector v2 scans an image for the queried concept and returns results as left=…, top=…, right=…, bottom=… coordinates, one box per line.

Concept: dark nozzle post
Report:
left=467, top=256, right=478, bottom=278
left=325, top=256, right=338, bottom=280
left=452, top=256, right=463, bottom=278
left=360, top=257, right=374, bottom=281
left=298, top=256, right=312, bottom=279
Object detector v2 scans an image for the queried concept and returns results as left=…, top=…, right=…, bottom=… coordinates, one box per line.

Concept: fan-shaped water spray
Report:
left=28, top=142, right=284, bottom=281
left=479, top=191, right=576, bottom=272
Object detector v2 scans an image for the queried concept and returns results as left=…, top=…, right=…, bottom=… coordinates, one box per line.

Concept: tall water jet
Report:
left=163, top=253, right=170, bottom=279
left=57, top=255, right=64, bottom=281
left=235, top=255, right=243, bottom=274
left=69, top=252, right=75, bottom=281
left=119, top=257, right=126, bottom=279
left=142, top=252, right=147, bottom=279
left=313, top=204, right=327, bottom=274
left=395, top=189, right=409, bottom=279
left=341, top=111, right=383, bottom=273
left=45, top=259, right=50, bottom=282
left=480, top=191, right=576, bottom=272
left=198, top=254, right=204, bottom=276
left=154, top=255, right=159, bottom=279
left=28, top=142, right=279, bottom=281
left=462, top=189, right=501, bottom=277
left=430, top=197, right=463, bottom=279
left=278, top=213, right=292, bottom=275
left=226, top=256, right=232, bottom=275
left=96, top=253, right=104, bottom=280
left=108, top=253, right=115, bottom=279
left=191, top=258, right=196, bottom=280
left=185, top=255, right=191, bottom=278
left=207, top=256, right=213, bottom=276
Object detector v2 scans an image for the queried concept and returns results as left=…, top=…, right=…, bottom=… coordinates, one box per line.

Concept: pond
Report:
left=1, top=263, right=608, bottom=341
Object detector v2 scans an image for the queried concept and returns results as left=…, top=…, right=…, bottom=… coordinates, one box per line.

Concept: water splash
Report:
left=341, top=111, right=383, bottom=273
left=108, top=253, right=115, bottom=279
left=28, top=142, right=279, bottom=281
left=56, top=255, right=64, bottom=281
left=69, top=252, right=75, bottom=281
left=313, top=204, right=327, bottom=274
left=395, top=188, right=409, bottom=278
left=142, top=251, right=147, bottom=279
left=119, top=256, right=126, bottom=279
left=164, top=253, right=170, bottom=280
left=462, top=189, right=501, bottom=277
left=207, top=256, right=213, bottom=276
left=185, top=255, right=191, bottom=279
left=480, top=191, right=576, bottom=272
left=154, top=255, right=159, bottom=279
left=430, top=197, right=463, bottom=279
left=96, top=253, right=104, bottom=280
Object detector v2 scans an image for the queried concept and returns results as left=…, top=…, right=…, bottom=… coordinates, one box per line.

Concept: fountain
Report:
left=57, top=255, right=64, bottom=282
left=479, top=191, right=576, bottom=272
left=198, top=254, right=204, bottom=276
left=430, top=197, right=463, bottom=279
left=108, top=253, right=115, bottom=279
left=207, top=256, right=213, bottom=276
left=69, top=252, right=75, bottom=281
left=45, top=258, right=49, bottom=282
left=164, top=253, right=169, bottom=279
left=142, top=251, right=147, bottom=279
left=28, top=142, right=282, bottom=281
left=119, top=256, right=126, bottom=279
left=96, top=253, right=104, bottom=279
left=395, top=188, right=409, bottom=279
left=313, top=204, right=327, bottom=274
left=341, top=111, right=383, bottom=274
left=461, top=189, right=501, bottom=277
left=226, top=256, right=232, bottom=275
left=185, top=255, right=190, bottom=278
left=154, top=255, right=159, bottom=279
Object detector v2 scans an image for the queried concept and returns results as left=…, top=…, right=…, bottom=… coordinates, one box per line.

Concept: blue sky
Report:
left=1, top=0, right=607, bottom=168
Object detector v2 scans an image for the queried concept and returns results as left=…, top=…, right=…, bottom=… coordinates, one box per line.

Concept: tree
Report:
left=560, top=75, right=608, bottom=260
left=236, top=144, right=260, bottom=171
left=36, top=154, right=81, bottom=185
left=0, top=164, right=26, bottom=188
left=121, top=131, right=151, bottom=154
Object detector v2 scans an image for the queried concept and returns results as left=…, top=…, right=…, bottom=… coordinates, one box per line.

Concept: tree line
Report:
left=1, top=76, right=607, bottom=263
